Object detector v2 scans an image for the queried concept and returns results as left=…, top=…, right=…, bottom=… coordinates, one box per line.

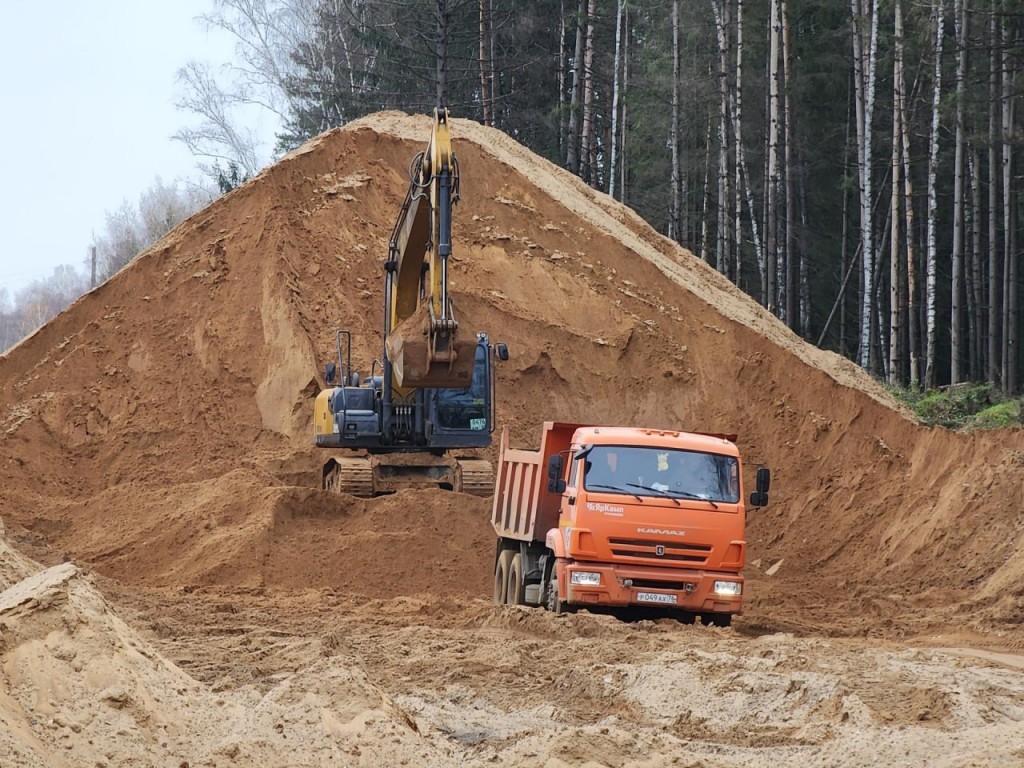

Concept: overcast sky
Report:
left=0, top=1, right=276, bottom=297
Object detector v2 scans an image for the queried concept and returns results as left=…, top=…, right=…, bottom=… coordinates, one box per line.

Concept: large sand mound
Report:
left=1, top=111, right=1023, bottom=630
left=0, top=530, right=452, bottom=767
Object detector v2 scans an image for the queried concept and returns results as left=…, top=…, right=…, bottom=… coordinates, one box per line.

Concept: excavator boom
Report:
left=384, top=108, right=475, bottom=389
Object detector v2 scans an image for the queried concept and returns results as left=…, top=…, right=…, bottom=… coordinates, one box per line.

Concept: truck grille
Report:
left=608, top=537, right=711, bottom=564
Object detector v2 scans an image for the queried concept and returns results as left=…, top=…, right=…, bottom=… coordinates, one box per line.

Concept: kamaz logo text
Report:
left=637, top=527, right=686, bottom=536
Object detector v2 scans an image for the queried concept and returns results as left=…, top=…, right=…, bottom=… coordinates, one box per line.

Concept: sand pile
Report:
left=0, top=528, right=457, bottom=767
left=0, top=111, right=1022, bottom=629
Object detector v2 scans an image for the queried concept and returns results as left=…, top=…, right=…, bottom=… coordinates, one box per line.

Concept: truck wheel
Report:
left=545, top=573, right=573, bottom=615
left=493, top=550, right=514, bottom=605
left=701, top=613, right=732, bottom=628
left=507, top=553, right=526, bottom=606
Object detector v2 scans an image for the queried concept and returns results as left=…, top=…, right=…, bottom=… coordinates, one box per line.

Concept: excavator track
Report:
left=321, top=455, right=494, bottom=498
left=323, top=458, right=375, bottom=497
left=457, top=459, right=494, bottom=497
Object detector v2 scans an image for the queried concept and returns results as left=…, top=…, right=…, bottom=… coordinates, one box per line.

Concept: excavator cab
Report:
left=314, top=328, right=506, bottom=452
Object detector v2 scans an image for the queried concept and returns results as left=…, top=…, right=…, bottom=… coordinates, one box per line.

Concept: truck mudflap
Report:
left=560, top=560, right=744, bottom=615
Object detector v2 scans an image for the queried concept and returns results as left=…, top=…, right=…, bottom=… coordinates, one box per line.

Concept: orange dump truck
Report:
left=491, top=422, right=770, bottom=626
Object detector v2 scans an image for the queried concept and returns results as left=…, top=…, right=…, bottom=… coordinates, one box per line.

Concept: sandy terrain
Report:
left=2, top=112, right=1023, bottom=766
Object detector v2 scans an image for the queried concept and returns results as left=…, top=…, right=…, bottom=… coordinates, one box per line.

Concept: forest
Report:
left=3, top=0, right=1022, bottom=399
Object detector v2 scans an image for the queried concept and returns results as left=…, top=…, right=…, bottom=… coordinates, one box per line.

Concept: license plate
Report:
left=636, top=592, right=678, bottom=605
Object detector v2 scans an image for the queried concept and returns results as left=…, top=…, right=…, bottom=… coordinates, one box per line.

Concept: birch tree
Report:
left=924, top=0, right=944, bottom=388
left=566, top=0, right=585, bottom=172
left=1001, top=2, right=1019, bottom=392
left=850, top=0, right=879, bottom=370
left=734, top=0, right=744, bottom=284
left=766, top=0, right=782, bottom=312
left=714, top=0, right=731, bottom=273
left=889, top=39, right=903, bottom=386
left=782, top=0, right=796, bottom=327
left=896, top=0, right=920, bottom=387
left=608, top=0, right=626, bottom=199
left=989, top=0, right=1001, bottom=385
left=579, top=0, right=597, bottom=185
left=479, top=0, right=491, bottom=124
left=951, top=0, right=967, bottom=384
left=669, top=0, right=681, bottom=240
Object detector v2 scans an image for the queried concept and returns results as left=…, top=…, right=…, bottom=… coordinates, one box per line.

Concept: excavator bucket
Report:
left=385, top=302, right=477, bottom=388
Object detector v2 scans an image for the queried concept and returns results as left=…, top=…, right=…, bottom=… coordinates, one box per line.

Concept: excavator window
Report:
left=435, top=345, right=488, bottom=431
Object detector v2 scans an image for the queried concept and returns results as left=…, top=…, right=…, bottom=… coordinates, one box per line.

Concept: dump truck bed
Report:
left=491, top=422, right=582, bottom=543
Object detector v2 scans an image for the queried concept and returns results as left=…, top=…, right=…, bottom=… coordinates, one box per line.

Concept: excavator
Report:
left=313, top=109, right=508, bottom=497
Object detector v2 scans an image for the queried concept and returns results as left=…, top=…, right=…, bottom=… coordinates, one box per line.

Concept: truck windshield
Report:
left=435, top=345, right=488, bottom=431
left=582, top=445, right=739, bottom=503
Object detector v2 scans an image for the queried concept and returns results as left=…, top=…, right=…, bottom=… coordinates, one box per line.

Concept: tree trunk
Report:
left=851, top=0, right=879, bottom=369
left=969, top=149, right=984, bottom=380
left=488, top=0, right=496, bottom=119
left=479, top=0, right=490, bottom=124
left=783, top=0, right=796, bottom=327
left=889, top=43, right=903, bottom=386
left=989, top=0, right=1001, bottom=385
left=1001, top=2, right=1017, bottom=392
left=558, top=0, right=567, bottom=154
left=700, top=117, right=712, bottom=262
left=799, top=157, right=811, bottom=337
left=435, top=0, right=449, bottom=108
left=713, top=0, right=762, bottom=286
left=1003, top=1, right=1011, bottom=391
left=951, top=0, right=967, bottom=384
left=558, top=2, right=567, bottom=153
left=715, top=0, right=731, bottom=275
left=566, top=0, right=585, bottom=172
left=896, top=0, right=920, bottom=387
left=767, top=0, right=781, bottom=311
left=608, top=0, right=626, bottom=199
left=735, top=0, right=745, bottom=283
left=579, top=0, right=597, bottom=185
left=621, top=7, right=629, bottom=203
left=924, top=0, right=944, bottom=388
left=670, top=0, right=681, bottom=240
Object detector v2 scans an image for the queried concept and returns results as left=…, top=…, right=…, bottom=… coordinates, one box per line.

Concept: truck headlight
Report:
left=713, top=580, right=742, bottom=596
left=570, top=571, right=601, bottom=586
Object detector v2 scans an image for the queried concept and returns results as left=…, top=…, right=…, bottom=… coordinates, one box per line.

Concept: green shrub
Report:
left=888, top=383, right=1021, bottom=430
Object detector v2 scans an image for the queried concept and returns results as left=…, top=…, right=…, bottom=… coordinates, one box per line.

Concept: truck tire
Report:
left=493, top=549, right=514, bottom=605
left=544, top=572, right=574, bottom=615
left=507, top=552, right=526, bottom=606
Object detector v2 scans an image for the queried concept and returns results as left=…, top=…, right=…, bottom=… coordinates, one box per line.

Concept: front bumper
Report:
left=562, top=560, right=743, bottom=614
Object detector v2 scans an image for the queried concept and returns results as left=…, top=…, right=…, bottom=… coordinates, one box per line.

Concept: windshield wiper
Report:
left=588, top=483, right=643, bottom=501
left=628, top=484, right=720, bottom=509
left=625, top=483, right=681, bottom=506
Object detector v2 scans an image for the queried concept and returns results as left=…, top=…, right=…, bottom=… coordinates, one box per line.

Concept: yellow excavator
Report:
left=313, top=109, right=508, bottom=497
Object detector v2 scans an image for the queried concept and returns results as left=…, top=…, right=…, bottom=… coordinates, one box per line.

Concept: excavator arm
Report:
left=384, top=108, right=477, bottom=389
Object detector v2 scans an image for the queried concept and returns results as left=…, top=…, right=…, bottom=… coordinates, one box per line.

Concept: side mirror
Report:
left=749, top=467, right=771, bottom=507
left=547, top=454, right=566, bottom=493
left=495, top=342, right=509, bottom=362
left=325, top=362, right=337, bottom=384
